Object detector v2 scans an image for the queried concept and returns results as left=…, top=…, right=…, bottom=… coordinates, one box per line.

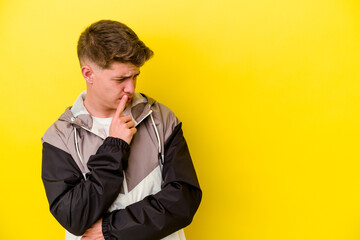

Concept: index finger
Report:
left=114, top=95, right=128, bottom=118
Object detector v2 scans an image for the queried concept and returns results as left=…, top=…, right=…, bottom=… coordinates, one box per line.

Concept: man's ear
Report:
left=81, top=65, right=94, bottom=84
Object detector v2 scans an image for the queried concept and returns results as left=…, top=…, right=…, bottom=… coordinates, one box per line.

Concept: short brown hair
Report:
left=77, top=20, right=154, bottom=68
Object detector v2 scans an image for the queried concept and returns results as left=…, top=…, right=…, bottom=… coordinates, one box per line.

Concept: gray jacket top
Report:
left=41, top=91, right=202, bottom=240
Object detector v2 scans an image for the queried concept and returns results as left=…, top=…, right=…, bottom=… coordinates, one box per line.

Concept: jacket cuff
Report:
left=102, top=212, right=112, bottom=240
left=102, top=137, right=130, bottom=152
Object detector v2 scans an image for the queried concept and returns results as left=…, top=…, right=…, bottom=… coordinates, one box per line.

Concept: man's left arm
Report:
left=97, top=122, right=202, bottom=240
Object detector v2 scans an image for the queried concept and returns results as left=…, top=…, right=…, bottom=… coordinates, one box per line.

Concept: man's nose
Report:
left=124, top=78, right=135, bottom=93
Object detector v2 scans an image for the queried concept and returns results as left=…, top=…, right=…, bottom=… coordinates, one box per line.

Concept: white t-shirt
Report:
left=91, top=116, right=112, bottom=138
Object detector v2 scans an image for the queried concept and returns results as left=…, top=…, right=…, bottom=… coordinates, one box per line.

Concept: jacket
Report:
left=41, top=91, right=202, bottom=240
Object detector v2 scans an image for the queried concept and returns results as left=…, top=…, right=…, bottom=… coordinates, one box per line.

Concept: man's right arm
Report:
left=42, top=95, right=135, bottom=236
left=42, top=137, right=129, bottom=236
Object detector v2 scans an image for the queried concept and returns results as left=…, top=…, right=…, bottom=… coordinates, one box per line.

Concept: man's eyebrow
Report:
left=111, top=71, right=140, bottom=79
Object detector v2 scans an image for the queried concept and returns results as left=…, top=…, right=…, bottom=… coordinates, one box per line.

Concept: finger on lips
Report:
left=114, top=95, right=128, bottom=118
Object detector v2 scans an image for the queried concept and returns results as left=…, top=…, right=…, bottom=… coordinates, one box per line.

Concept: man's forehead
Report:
left=106, top=62, right=140, bottom=77
left=110, top=62, right=139, bottom=70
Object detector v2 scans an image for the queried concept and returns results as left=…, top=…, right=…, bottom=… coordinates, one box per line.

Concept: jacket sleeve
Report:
left=42, top=137, right=130, bottom=236
left=102, top=123, right=202, bottom=240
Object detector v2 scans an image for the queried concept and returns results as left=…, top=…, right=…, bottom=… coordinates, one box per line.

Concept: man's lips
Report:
left=120, top=96, right=132, bottom=103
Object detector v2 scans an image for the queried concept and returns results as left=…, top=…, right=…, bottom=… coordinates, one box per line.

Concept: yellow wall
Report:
left=1, top=0, right=360, bottom=239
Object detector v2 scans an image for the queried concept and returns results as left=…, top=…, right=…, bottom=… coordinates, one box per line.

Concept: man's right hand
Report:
left=109, top=95, right=137, bottom=145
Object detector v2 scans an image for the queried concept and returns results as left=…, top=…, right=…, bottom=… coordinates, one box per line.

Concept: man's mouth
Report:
left=121, top=95, right=132, bottom=103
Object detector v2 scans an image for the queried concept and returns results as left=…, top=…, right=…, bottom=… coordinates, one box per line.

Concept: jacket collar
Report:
left=59, top=91, right=155, bottom=131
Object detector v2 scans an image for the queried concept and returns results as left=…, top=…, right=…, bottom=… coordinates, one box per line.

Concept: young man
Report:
left=41, top=20, right=202, bottom=240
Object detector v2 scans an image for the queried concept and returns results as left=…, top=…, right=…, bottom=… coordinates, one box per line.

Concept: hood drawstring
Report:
left=150, top=113, right=164, bottom=172
left=74, top=127, right=83, bottom=163
left=74, top=127, right=87, bottom=179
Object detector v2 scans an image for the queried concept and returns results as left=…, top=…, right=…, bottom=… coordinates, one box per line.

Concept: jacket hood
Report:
left=58, top=91, right=156, bottom=131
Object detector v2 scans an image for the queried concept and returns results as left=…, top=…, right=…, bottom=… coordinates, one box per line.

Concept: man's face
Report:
left=89, top=62, right=140, bottom=114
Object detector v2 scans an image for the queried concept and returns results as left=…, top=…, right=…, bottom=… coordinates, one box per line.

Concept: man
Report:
left=41, top=20, right=202, bottom=240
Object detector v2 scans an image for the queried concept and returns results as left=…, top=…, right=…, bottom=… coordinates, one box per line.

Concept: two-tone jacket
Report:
left=41, top=91, right=202, bottom=240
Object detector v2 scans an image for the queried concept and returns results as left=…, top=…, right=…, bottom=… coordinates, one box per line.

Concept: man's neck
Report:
left=83, top=96, right=115, bottom=118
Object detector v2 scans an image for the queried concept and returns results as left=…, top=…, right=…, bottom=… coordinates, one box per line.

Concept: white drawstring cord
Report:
left=74, top=127, right=86, bottom=179
left=150, top=113, right=164, bottom=171
left=74, top=127, right=83, bottom=163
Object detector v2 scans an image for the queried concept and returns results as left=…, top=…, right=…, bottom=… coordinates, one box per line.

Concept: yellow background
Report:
left=1, top=0, right=360, bottom=239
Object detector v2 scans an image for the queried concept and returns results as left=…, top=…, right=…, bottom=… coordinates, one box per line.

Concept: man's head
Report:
left=78, top=20, right=153, bottom=117
left=77, top=20, right=153, bottom=68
